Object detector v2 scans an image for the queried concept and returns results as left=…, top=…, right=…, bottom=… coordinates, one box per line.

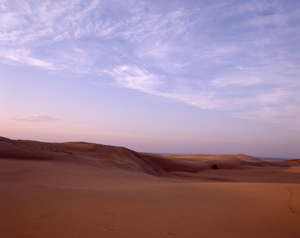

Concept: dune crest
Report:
left=0, top=136, right=297, bottom=180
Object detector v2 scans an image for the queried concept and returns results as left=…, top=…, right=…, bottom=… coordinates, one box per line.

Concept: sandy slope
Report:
left=1, top=136, right=300, bottom=238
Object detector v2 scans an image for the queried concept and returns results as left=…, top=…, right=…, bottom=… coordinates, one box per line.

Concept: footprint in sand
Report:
left=286, top=187, right=300, bottom=220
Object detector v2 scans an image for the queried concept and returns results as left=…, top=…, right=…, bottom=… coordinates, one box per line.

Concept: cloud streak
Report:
left=8, top=115, right=58, bottom=123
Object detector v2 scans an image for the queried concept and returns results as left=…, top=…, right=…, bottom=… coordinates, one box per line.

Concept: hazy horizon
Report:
left=1, top=0, right=300, bottom=158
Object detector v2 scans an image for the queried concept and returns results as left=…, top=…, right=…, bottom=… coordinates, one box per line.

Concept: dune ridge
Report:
left=0, top=136, right=293, bottom=179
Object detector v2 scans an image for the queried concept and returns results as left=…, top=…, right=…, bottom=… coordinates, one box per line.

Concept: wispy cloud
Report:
left=1, top=48, right=57, bottom=69
left=106, top=65, right=161, bottom=92
left=212, top=76, right=263, bottom=88
left=8, top=115, right=58, bottom=123
left=1, top=0, right=300, bottom=128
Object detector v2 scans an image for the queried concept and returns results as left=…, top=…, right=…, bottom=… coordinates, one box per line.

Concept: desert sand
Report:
left=1, top=136, right=300, bottom=238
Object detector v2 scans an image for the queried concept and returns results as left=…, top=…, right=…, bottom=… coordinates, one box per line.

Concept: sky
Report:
left=1, top=0, right=300, bottom=158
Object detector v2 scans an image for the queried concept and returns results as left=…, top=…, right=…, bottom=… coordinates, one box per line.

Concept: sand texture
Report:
left=1, top=136, right=300, bottom=238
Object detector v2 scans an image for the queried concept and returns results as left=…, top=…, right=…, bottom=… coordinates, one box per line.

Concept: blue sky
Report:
left=1, top=0, right=300, bottom=158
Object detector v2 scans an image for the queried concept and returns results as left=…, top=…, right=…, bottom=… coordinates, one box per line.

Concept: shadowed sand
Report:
left=1, top=136, right=300, bottom=238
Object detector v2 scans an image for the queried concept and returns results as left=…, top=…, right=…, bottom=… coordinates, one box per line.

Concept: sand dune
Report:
left=1, top=136, right=300, bottom=238
left=0, top=136, right=294, bottom=178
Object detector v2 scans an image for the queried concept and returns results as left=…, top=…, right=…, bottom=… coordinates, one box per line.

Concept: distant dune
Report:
left=1, top=136, right=300, bottom=238
left=0, top=136, right=296, bottom=179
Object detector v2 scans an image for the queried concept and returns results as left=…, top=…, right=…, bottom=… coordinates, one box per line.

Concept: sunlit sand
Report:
left=1, top=136, right=300, bottom=238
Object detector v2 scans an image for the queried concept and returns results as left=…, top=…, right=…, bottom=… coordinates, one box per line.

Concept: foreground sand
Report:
left=1, top=137, right=300, bottom=238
